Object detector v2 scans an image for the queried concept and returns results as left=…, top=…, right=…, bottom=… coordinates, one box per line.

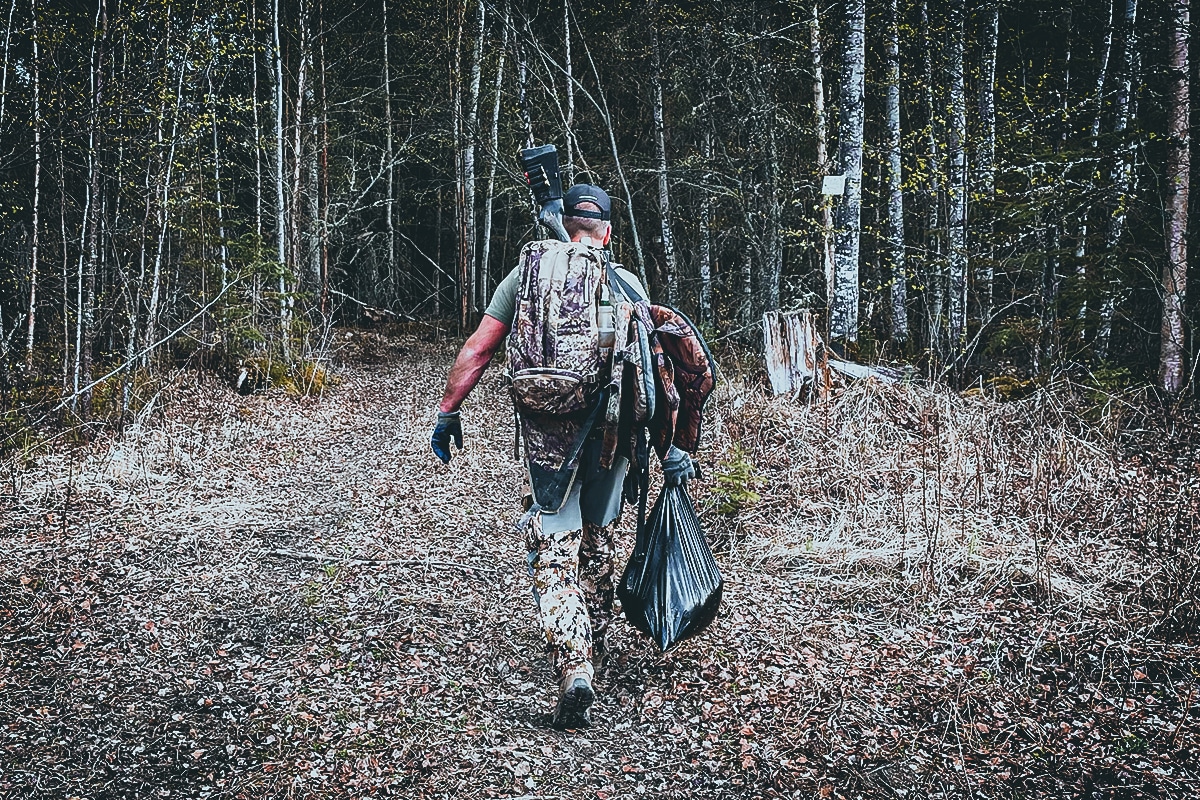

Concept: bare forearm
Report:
left=437, top=315, right=509, bottom=413
left=439, top=346, right=493, bottom=413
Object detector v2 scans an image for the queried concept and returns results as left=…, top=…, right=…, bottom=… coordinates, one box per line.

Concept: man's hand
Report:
left=431, top=411, right=463, bottom=464
left=662, top=445, right=695, bottom=486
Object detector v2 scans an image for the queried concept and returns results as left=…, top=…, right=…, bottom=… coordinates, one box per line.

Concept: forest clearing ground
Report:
left=2, top=331, right=1198, bottom=800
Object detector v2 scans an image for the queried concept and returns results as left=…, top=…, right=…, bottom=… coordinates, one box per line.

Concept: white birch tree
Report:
left=479, top=6, right=508, bottom=304
left=946, top=0, right=968, bottom=357
left=974, top=0, right=998, bottom=323
left=830, top=0, right=865, bottom=347
left=884, top=0, right=906, bottom=343
left=25, top=0, right=41, bottom=366
left=1160, top=0, right=1189, bottom=392
left=272, top=0, right=290, bottom=349
left=811, top=1, right=833, bottom=309
left=1096, top=0, right=1139, bottom=360
left=651, top=24, right=677, bottom=305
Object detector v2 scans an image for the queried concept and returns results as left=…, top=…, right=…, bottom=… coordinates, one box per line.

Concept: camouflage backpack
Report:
left=506, top=239, right=614, bottom=416
left=508, top=239, right=654, bottom=514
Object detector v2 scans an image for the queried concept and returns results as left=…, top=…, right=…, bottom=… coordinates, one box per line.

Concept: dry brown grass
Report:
left=701, top=377, right=1133, bottom=608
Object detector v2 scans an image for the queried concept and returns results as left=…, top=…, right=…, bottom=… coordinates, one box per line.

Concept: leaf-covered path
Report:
left=2, top=334, right=1198, bottom=799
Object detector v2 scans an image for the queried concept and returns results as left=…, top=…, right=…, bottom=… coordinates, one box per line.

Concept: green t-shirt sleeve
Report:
left=484, top=266, right=520, bottom=326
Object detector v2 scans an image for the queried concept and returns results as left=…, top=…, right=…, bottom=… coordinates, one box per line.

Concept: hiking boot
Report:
left=552, top=670, right=594, bottom=730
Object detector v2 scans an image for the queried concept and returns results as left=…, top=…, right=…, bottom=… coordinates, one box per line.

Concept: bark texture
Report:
left=1159, top=0, right=1189, bottom=393
left=830, top=0, right=865, bottom=345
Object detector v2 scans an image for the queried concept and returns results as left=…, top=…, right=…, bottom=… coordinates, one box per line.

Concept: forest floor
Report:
left=2, top=329, right=1198, bottom=800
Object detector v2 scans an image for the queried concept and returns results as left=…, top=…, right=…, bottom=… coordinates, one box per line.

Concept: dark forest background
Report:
left=0, top=0, right=1194, bottom=432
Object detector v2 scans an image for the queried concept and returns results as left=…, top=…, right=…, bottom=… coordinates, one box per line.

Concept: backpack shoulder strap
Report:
left=605, top=258, right=645, bottom=304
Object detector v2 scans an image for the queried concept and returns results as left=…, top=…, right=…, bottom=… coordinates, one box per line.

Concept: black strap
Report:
left=602, top=251, right=644, bottom=303
left=563, top=389, right=607, bottom=469
left=564, top=208, right=608, bottom=220
left=607, top=262, right=645, bottom=303
left=634, top=427, right=650, bottom=536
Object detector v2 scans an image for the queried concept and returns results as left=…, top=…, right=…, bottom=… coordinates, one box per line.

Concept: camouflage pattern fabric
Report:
left=526, top=517, right=617, bottom=682
left=508, top=240, right=616, bottom=509
left=507, top=240, right=608, bottom=418
left=649, top=304, right=716, bottom=455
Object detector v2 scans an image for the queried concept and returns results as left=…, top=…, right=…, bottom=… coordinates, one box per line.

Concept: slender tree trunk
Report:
left=885, top=0, right=906, bottom=344
left=58, top=139, right=69, bottom=390
left=208, top=69, right=228, bottom=288
left=759, top=68, right=782, bottom=317
left=920, top=0, right=945, bottom=357
left=145, top=20, right=187, bottom=359
left=830, top=0, right=865, bottom=346
left=464, top=0, right=485, bottom=312
left=1075, top=0, right=1114, bottom=320
left=975, top=0, right=998, bottom=323
left=650, top=26, right=678, bottom=305
left=25, top=0, right=41, bottom=367
left=563, top=0, right=574, bottom=182
left=76, top=0, right=107, bottom=412
left=812, top=0, right=834, bottom=308
left=305, top=14, right=320, bottom=299
left=0, top=0, right=15, bottom=125
left=272, top=0, right=290, bottom=350
left=250, top=0, right=263, bottom=324
left=382, top=0, right=396, bottom=301
left=452, top=4, right=467, bottom=329
left=699, top=124, right=713, bottom=327
left=1160, top=0, right=1189, bottom=393
left=1039, top=216, right=1061, bottom=373
left=435, top=188, right=443, bottom=315
left=289, top=2, right=309, bottom=292
left=1097, top=0, right=1139, bottom=360
left=252, top=0, right=263, bottom=251
left=516, top=39, right=533, bottom=149
left=319, top=2, right=329, bottom=316
left=946, top=0, right=968, bottom=359
left=742, top=258, right=753, bottom=330
left=480, top=6, right=508, bottom=304
left=135, top=50, right=167, bottom=365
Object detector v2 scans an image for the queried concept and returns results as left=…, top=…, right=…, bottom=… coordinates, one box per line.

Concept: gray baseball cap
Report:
left=563, top=184, right=612, bottom=221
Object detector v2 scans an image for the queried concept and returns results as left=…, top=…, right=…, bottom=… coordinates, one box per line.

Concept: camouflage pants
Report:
left=526, top=517, right=616, bottom=681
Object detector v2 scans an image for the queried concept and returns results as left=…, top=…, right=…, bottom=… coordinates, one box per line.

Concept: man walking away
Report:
left=430, top=183, right=692, bottom=729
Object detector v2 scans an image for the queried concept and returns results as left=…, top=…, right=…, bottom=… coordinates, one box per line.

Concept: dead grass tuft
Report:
left=696, top=376, right=1169, bottom=618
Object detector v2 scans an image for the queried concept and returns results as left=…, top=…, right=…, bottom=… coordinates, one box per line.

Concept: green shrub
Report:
left=238, top=355, right=338, bottom=397
left=711, top=445, right=765, bottom=516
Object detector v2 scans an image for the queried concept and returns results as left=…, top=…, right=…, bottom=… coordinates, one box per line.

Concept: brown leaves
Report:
left=2, top=338, right=1199, bottom=799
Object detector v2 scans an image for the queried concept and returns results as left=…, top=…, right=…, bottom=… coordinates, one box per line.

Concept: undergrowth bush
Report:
left=710, top=444, right=765, bottom=516
left=237, top=355, right=338, bottom=397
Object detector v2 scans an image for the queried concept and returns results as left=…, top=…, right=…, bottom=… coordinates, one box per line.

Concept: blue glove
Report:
left=431, top=411, right=463, bottom=463
left=662, top=445, right=695, bottom=486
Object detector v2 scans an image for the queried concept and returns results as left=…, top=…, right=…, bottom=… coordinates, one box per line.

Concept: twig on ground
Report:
left=262, top=547, right=502, bottom=574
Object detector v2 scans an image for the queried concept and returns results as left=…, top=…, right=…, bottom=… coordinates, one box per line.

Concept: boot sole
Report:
left=552, top=678, right=594, bottom=730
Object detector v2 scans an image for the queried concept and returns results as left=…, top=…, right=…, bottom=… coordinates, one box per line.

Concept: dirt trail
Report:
left=2, top=336, right=1197, bottom=799
left=0, top=339, right=800, bottom=799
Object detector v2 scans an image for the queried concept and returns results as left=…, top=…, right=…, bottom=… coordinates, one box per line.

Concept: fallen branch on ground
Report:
left=262, top=547, right=502, bottom=574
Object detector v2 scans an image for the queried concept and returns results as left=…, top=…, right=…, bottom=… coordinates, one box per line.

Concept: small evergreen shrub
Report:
left=711, top=445, right=765, bottom=517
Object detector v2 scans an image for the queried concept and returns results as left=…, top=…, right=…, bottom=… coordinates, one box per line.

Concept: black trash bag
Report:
left=618, top=481, right=723, bottom=651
